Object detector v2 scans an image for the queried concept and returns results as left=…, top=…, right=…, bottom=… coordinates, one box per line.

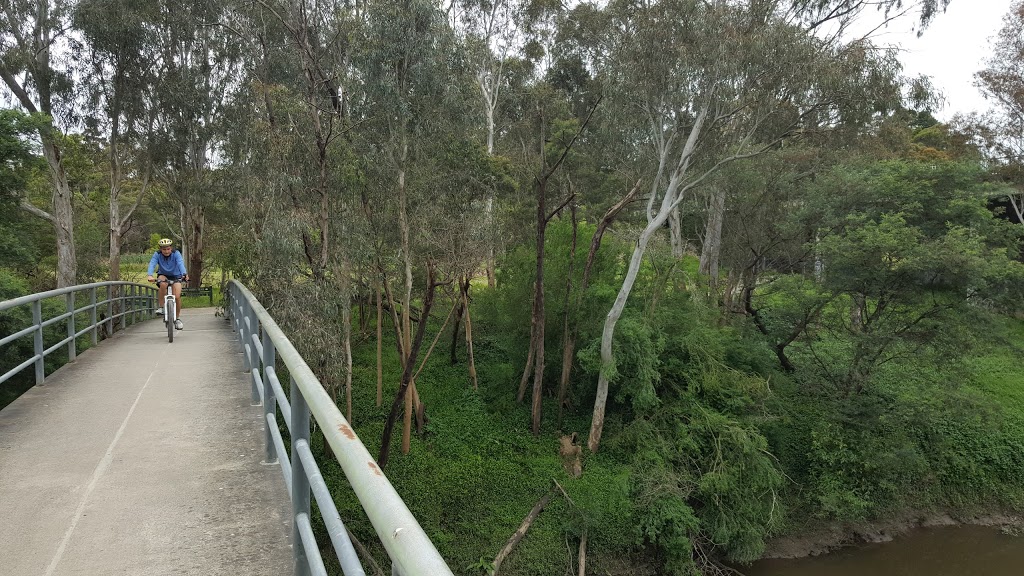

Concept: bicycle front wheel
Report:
left=166, top=301, right=174, bottom=343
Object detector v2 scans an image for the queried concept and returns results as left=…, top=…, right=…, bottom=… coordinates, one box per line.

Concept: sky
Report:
left=866, top=0, right=1016, bottom=120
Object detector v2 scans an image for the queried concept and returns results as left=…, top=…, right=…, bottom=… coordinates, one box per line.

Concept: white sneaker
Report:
left=155, top=308, right=163, bottom=316
left=174, top=319, right=184, bottom=330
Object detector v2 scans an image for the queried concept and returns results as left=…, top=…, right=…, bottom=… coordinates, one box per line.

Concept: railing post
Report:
left=90, top=287, right=98, bottom=346
left=240, top=298, right=251, bottom=372
left=66, top=292, right=76, bottom=361
left=107, top=285, right=114, bottom=337
left=119, top=284, right=127, bottom=332
left=262, top=329, right=277, bottom=464
left=239, top=295, right=247, bottom=344
left=230, top=289, right=236, bottom=325
left=233, top=286, right=241, bottom=332
left=291, top=387, right=311, bottom=576
left=248, top=308, right=259, bottom=397
left=238, top=292, right=246, bottom=337
left=130, top=284, right=137, bottom=325
left=32, top=300, right=44, bottom=385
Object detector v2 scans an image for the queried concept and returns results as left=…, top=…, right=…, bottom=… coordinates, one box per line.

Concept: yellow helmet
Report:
left=158, top=238, right=173, bottom=247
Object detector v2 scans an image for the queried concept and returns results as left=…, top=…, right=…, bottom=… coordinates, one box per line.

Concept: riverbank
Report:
left=761, top=510, right=1024, bottom=559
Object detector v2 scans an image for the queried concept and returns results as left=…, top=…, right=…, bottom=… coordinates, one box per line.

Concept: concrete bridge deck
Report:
left=0, top=309, right=292, bottom=576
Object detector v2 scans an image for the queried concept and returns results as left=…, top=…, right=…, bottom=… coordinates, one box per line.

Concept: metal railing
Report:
left=226, top=280, right=454, bottom=576
left=0, top=281, right=156, bottom=387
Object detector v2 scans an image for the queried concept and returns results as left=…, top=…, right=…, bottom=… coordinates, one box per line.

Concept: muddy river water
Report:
left=744, top=525, right=1024, bottom=576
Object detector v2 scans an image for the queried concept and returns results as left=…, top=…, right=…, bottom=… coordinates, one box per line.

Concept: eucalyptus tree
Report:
left=493, top=0, right=612, bottom=436
left=513, top=87, right=599, bottom=436
left=74, top=0, right=160, bottom=281
left=0, top=0, right=79, bottom=287
left=585, top=0, right=906, bottom=453
left=146, top=0, right=242, bottom=287
left=689, top=0, right=953, bottom=281
left=246, top=0, right=358, bottom=282
left=224, top=0, right=364, bottom=431
left=357, top=0, right=476, bottom=461
left=450, top=0, right=522, bottom=286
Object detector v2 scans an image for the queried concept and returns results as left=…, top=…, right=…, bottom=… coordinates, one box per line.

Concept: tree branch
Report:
left=539, top=95, right=602, bottom=183
left=20, top=199, right=55, bottom=223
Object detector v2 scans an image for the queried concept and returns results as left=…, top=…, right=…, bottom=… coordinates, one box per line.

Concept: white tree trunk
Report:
left=587, top=200, right=676, bottom=452
left=481, top=74, right=499, bottom=287
left=40, top=138, right=77, bottom=288
left=669, top=206, right=684, bottom=258
left=588, top=102, right=710, bottom=453
left=1010, top=193, right=1024, bottom=224
left=699, top=185, right=726, bottom=281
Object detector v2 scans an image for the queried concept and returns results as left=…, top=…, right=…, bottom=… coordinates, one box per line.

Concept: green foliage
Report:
left=0, top=109, right=48, bottom=274
left=477, top=217, right=623, bottom=398
left=756, top=159, right=1024, bottom=392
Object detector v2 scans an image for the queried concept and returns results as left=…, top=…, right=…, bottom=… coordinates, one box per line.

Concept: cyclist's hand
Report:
left=147, top=275, right=155, bottom=283
left=185, top=275, right=190, bottom=282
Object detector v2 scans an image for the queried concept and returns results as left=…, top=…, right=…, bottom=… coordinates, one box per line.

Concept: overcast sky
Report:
left=868, top=0, right=1015, bottom=120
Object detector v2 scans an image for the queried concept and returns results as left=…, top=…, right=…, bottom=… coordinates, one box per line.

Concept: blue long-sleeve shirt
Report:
left=148, top=249, right=188, bottom=277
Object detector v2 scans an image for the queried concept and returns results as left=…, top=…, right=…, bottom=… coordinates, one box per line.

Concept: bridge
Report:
left=0, top=281, right=453, bottom=576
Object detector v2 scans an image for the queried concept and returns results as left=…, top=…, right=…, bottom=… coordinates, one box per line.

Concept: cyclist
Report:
left=147, top=238, right=189, bottom=330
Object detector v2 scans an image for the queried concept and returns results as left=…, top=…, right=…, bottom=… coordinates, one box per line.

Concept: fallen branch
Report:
left=553, top=478, right=575, bottom=507
left=493, top=485, right=557, bottom=575
left=412, top=296, right=460, bottom=383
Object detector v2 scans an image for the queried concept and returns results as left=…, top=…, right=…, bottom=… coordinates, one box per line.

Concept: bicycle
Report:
left=155, top=277, right=184, bottom=343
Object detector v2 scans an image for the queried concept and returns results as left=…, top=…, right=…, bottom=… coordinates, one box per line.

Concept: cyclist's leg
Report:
left=172, top=279, right=183, bottom=316
left=157, top=275, right=168, bottom=302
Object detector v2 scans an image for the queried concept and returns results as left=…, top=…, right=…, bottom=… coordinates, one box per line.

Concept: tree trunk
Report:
left=462, top=276, right=478, bottom=389
left=376, top=281, right=383, bottom=407
left=531, top=178, right=547, bottom=437
left=556, top=204, right=578, bottom=422
left=450, top=285, right=465, bottom=365
left=397, top=138, right=416, bottom=455
left=699, top=185, right=726, bottom=286
left=109, top=128, right=123, bottom=282
left=343, top=283, right=353, bottom=424
left=109, top=229, right=122, bottom=282
left=378, top=264, right=438, bottom=470
left=578, top=530, right=588, bottom=576
left=590, top=103, right=709, bottom=453
left=187, top=206, right=205, bottom=287
left=517, top=333, right=535, bottom=402
left=669, top=205, right=684, bottom=258
left=588, top=216, right=664, bottom=452
left=557, top=180, right=642, bottom=415
left=851, top=293, right=865, bottom=332
left=40, top=137, right=77, bottom=288
left=493, top=487, right=556, bottom=575
left=482, top=64, right=499, bottom=289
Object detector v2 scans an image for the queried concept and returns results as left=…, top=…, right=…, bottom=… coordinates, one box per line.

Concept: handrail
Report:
left=226, top=280, right=453, bottom=576
left=0, top=281, right=157, bottom=387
